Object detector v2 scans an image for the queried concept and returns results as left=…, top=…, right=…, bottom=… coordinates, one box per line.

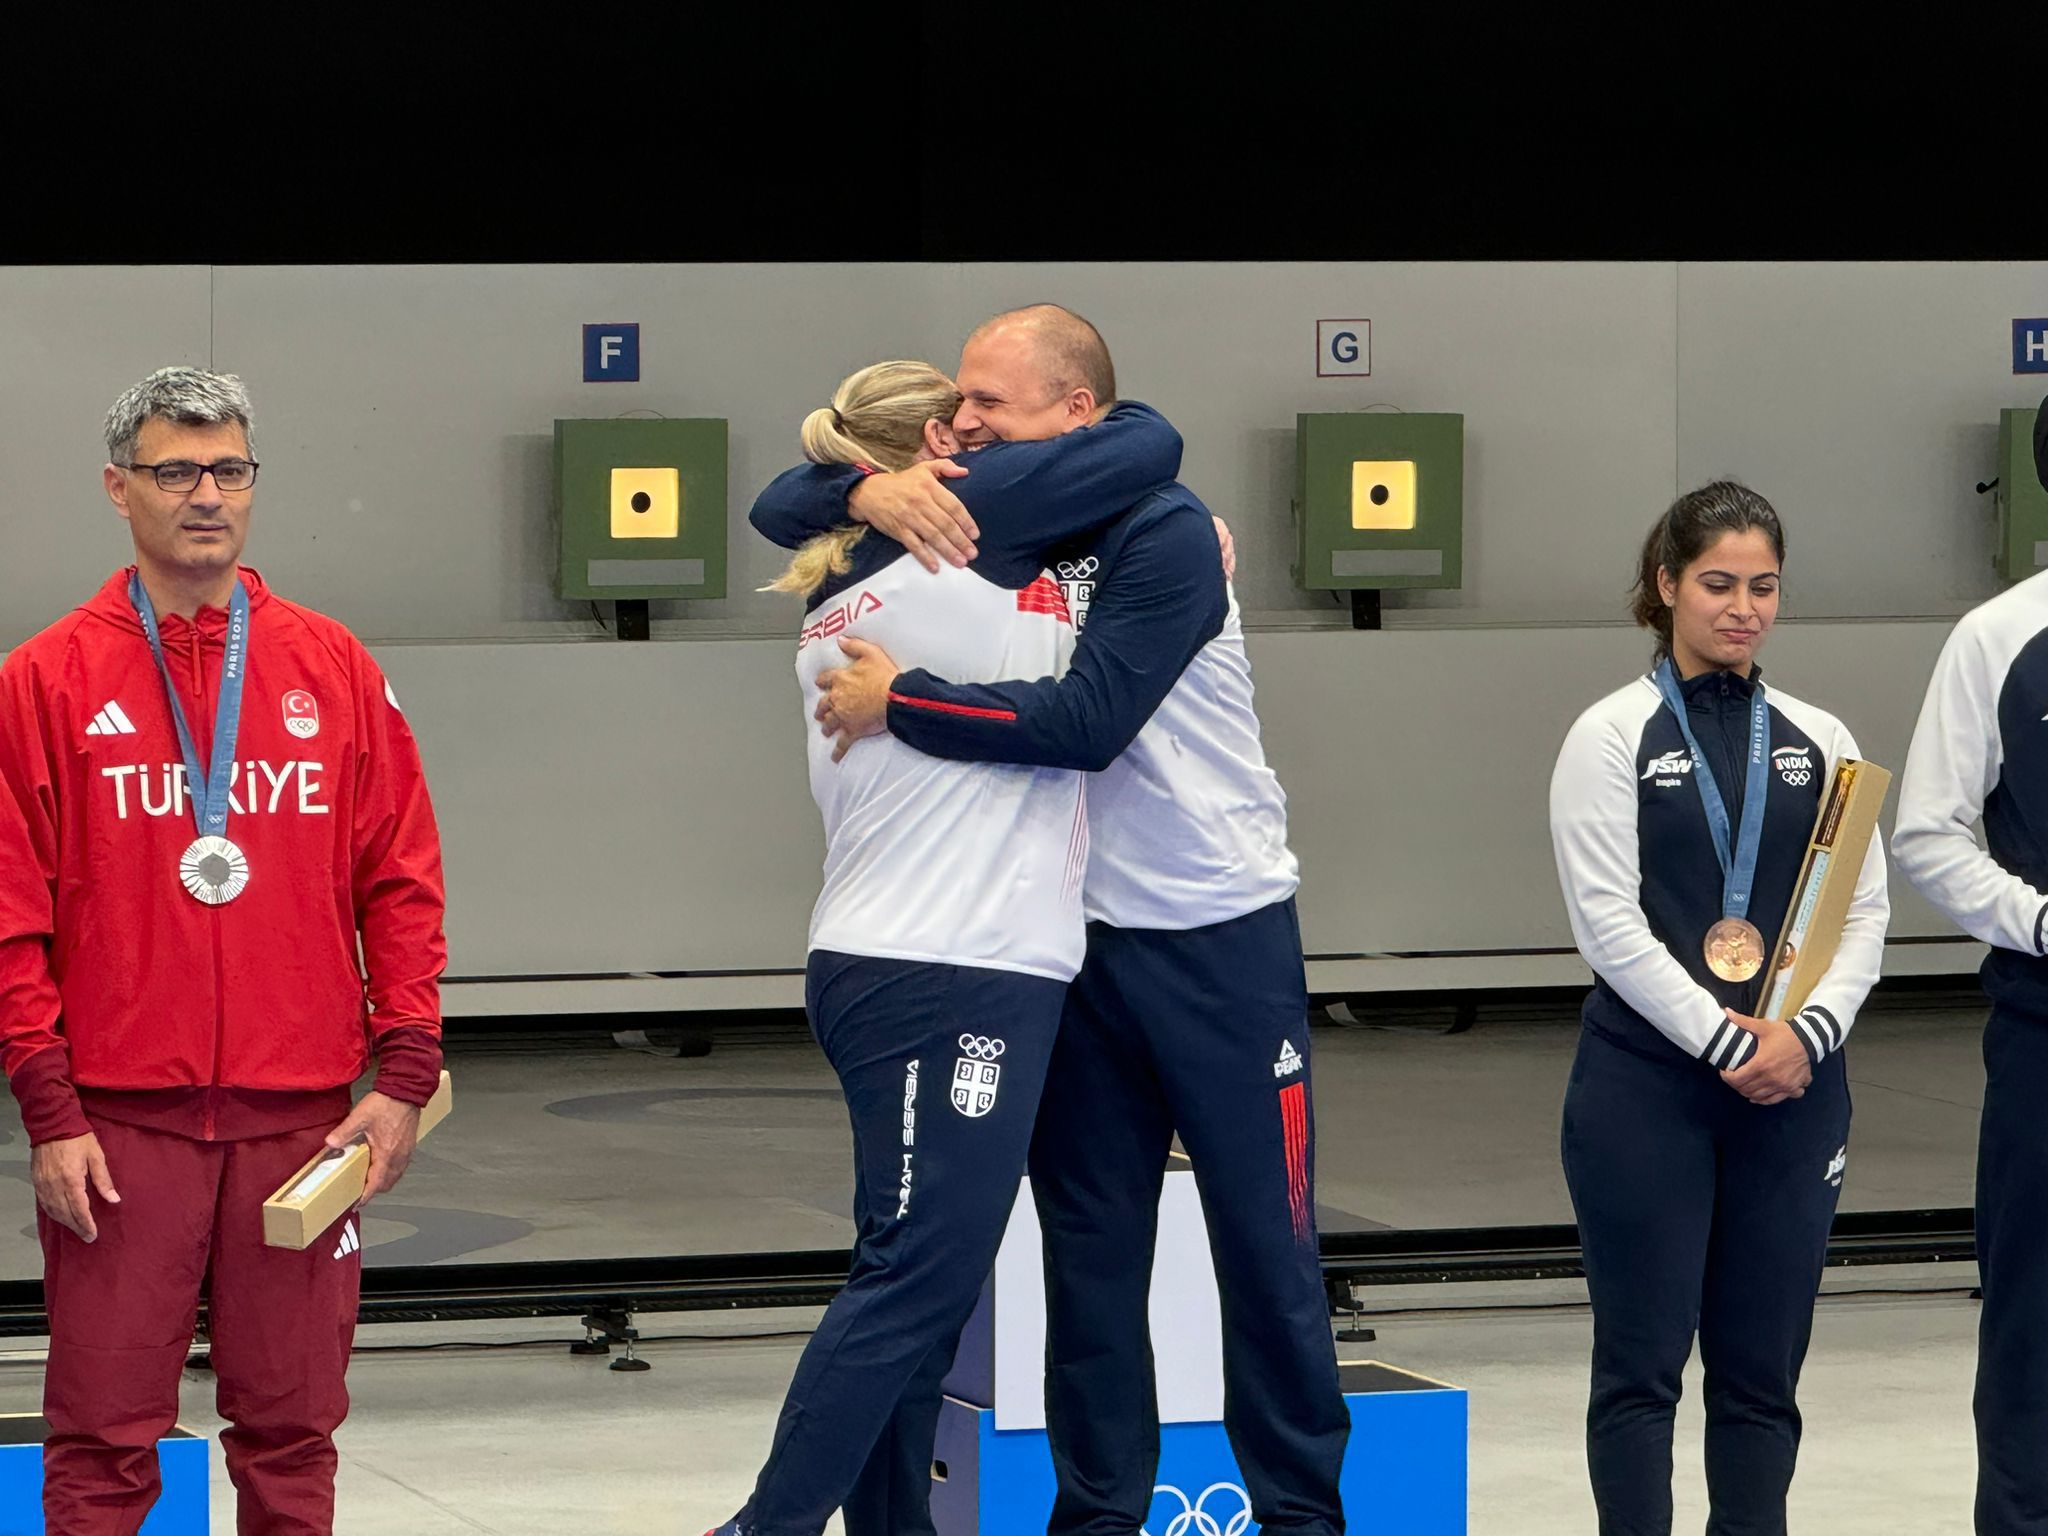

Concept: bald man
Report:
left=753, top=306, right=1348, bottom=1536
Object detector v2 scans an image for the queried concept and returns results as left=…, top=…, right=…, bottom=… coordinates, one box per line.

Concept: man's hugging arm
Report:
left=885, top=503, right=1227, bottom=772
left=747, top=403, right=1182, bottom=575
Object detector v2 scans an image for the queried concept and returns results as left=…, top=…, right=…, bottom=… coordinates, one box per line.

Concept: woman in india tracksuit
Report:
left=708, top=362, right=1181, bottom=1536
left=1548, top=481, right=1889, bottom=1536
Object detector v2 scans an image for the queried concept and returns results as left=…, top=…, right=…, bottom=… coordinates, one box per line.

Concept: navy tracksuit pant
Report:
left=1561, top=1025, right=1850, bottom=1536
left=1974, top=1002, right=2048, bottom=1536
left=740, top=950, right=1065, bottom=1536
left=1030, top=896, right=1349, bottom=1536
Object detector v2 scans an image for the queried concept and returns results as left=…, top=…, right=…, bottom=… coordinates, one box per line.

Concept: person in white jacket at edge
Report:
left=1891, top=400, right=2048, bottom=1536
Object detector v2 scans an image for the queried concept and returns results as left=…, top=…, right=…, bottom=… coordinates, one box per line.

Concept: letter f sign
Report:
left=583, top=323, right=641, bottom=382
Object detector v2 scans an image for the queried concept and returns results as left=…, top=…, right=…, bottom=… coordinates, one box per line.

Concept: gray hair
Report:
left=104, top=366, right=255, bottom=465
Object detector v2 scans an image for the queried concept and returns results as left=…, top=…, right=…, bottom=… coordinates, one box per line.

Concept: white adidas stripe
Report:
left=104, top=701, right=136, bottom=734
left=1790, top=1013, right=1828, bottom=1063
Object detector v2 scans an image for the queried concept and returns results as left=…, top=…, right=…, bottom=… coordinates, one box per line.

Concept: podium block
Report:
left=930, top=1362, right=1467, bottom=1536
left=0, top=1415, right=209, bottom=1533
left=944, top=1169, right=1221, bottom=1427
left=937, top=1169, right=1468, bottom=1531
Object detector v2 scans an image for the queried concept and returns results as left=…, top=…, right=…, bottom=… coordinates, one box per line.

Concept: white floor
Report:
left=0, top=1274, right=1982, bottom=1535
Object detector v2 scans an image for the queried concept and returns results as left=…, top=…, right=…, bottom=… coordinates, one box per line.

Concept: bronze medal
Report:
left=1704, top=917, right=1766, bottom=983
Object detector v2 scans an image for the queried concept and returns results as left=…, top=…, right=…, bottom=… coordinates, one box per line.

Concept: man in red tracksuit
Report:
left=0, top=366, right=447, bottom=1535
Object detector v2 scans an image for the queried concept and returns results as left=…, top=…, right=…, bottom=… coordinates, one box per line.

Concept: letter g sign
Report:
left=1316, top=319, right=1371, bottom=377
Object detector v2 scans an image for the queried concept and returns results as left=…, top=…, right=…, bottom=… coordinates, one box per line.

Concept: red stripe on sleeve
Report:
left=887, top=692, right=1018, bottom=722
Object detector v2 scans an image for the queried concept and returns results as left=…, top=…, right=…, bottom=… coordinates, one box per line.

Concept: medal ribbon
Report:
left=131, top=571, right=250, bottom=842
left=1654, top=657, right=1771, bottom=923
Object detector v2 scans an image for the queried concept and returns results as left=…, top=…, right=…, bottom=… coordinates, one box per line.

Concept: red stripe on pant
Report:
left=40, top=1116, right=360, bottom=1536
left=1280, top=1080, right=1311, bottom=1243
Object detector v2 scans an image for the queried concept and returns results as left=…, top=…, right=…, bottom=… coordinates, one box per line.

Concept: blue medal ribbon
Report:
left=131, top=571, right=250, bottom=842
left=1654, top=657, right=1770, bottom=924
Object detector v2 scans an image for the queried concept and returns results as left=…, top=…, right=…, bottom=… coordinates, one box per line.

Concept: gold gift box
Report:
left=1761, top=761, right=1893, bottom=1021
left=261, top=1071, right=453, bottom=1250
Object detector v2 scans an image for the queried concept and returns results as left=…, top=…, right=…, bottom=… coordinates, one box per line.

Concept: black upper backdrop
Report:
left=5, top=15, right=2039, bottom=265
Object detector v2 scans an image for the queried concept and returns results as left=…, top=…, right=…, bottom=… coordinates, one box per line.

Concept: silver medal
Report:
left=180, top=835, right=250, bottom=906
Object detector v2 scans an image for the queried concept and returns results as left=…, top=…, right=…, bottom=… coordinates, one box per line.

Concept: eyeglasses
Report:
left=125, top=459, right=260, bottom=493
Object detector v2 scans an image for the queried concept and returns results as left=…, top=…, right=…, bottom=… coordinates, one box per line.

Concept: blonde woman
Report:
left=709, top=362, right=1181, bottom=1536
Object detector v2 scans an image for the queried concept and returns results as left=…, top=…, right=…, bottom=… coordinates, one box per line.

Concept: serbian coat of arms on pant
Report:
left=951, top=1033, right=1005, bottom=1117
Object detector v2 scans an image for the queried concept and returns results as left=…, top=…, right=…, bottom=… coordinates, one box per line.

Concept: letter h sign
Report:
left=2016, top=319, right=2048, bottom=375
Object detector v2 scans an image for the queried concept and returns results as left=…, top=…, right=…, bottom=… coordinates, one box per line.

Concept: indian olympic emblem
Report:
left=1143, top=1481, right=1254, bottom=1536
left=950, top=1033, right=1006, bottom=1118
left=1772, top=745, right=1814, bottom=787
left=283, top=689, right=320, bottom=740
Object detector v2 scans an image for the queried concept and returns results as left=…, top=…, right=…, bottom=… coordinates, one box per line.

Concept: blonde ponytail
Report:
left=763, top=361, right=962, bottom=598
left=763, top=524, right=870, bottom=596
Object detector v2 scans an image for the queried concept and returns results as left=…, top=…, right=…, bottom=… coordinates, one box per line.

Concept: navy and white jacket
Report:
left=1550, top=666, right=1888, bottom=1072
left=765, top=403, right=1185, bottom=977
left=1894, top=569, right=2048, bottom=1013
left=752, top=406, right=1300, bottom=932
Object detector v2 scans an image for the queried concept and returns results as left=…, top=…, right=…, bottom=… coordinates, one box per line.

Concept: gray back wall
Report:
left=4, top=262, right=2043, bottom=981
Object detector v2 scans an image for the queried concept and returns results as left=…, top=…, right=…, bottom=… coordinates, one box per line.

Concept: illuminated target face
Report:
left=1350, top=460, right=1417, bottom=530
left=609, top=467, right=681, bottom=539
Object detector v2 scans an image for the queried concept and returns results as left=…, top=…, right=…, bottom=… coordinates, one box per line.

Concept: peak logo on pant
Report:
left=951, top=1034, right=1005, bottom=1118
left=1274, top=1039, right=1303, bottom=1078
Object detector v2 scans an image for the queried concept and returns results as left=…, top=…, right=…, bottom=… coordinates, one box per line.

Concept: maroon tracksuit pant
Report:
left=40, top=1116, right=360, bottom=1536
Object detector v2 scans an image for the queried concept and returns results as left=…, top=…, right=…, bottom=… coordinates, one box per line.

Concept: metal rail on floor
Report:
left=0, top=1209, right=1975, bottom=1337
left=1316, top=1207, right=1977, bottom=1288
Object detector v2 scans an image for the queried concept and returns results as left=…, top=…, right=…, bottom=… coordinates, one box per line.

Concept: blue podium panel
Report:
left=931, top=1364, right=1466, bottom=1536
left=0, top=1416, right=210, bottom=1534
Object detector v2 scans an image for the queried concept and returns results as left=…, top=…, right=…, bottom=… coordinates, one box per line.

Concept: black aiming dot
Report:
left=1370, top=484, right=1391, bottom=507
left=631, top=491, right=652, bottom=514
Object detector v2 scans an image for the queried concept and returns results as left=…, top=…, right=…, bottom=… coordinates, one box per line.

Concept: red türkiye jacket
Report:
left=0, top=568, right=446, bottom=1144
